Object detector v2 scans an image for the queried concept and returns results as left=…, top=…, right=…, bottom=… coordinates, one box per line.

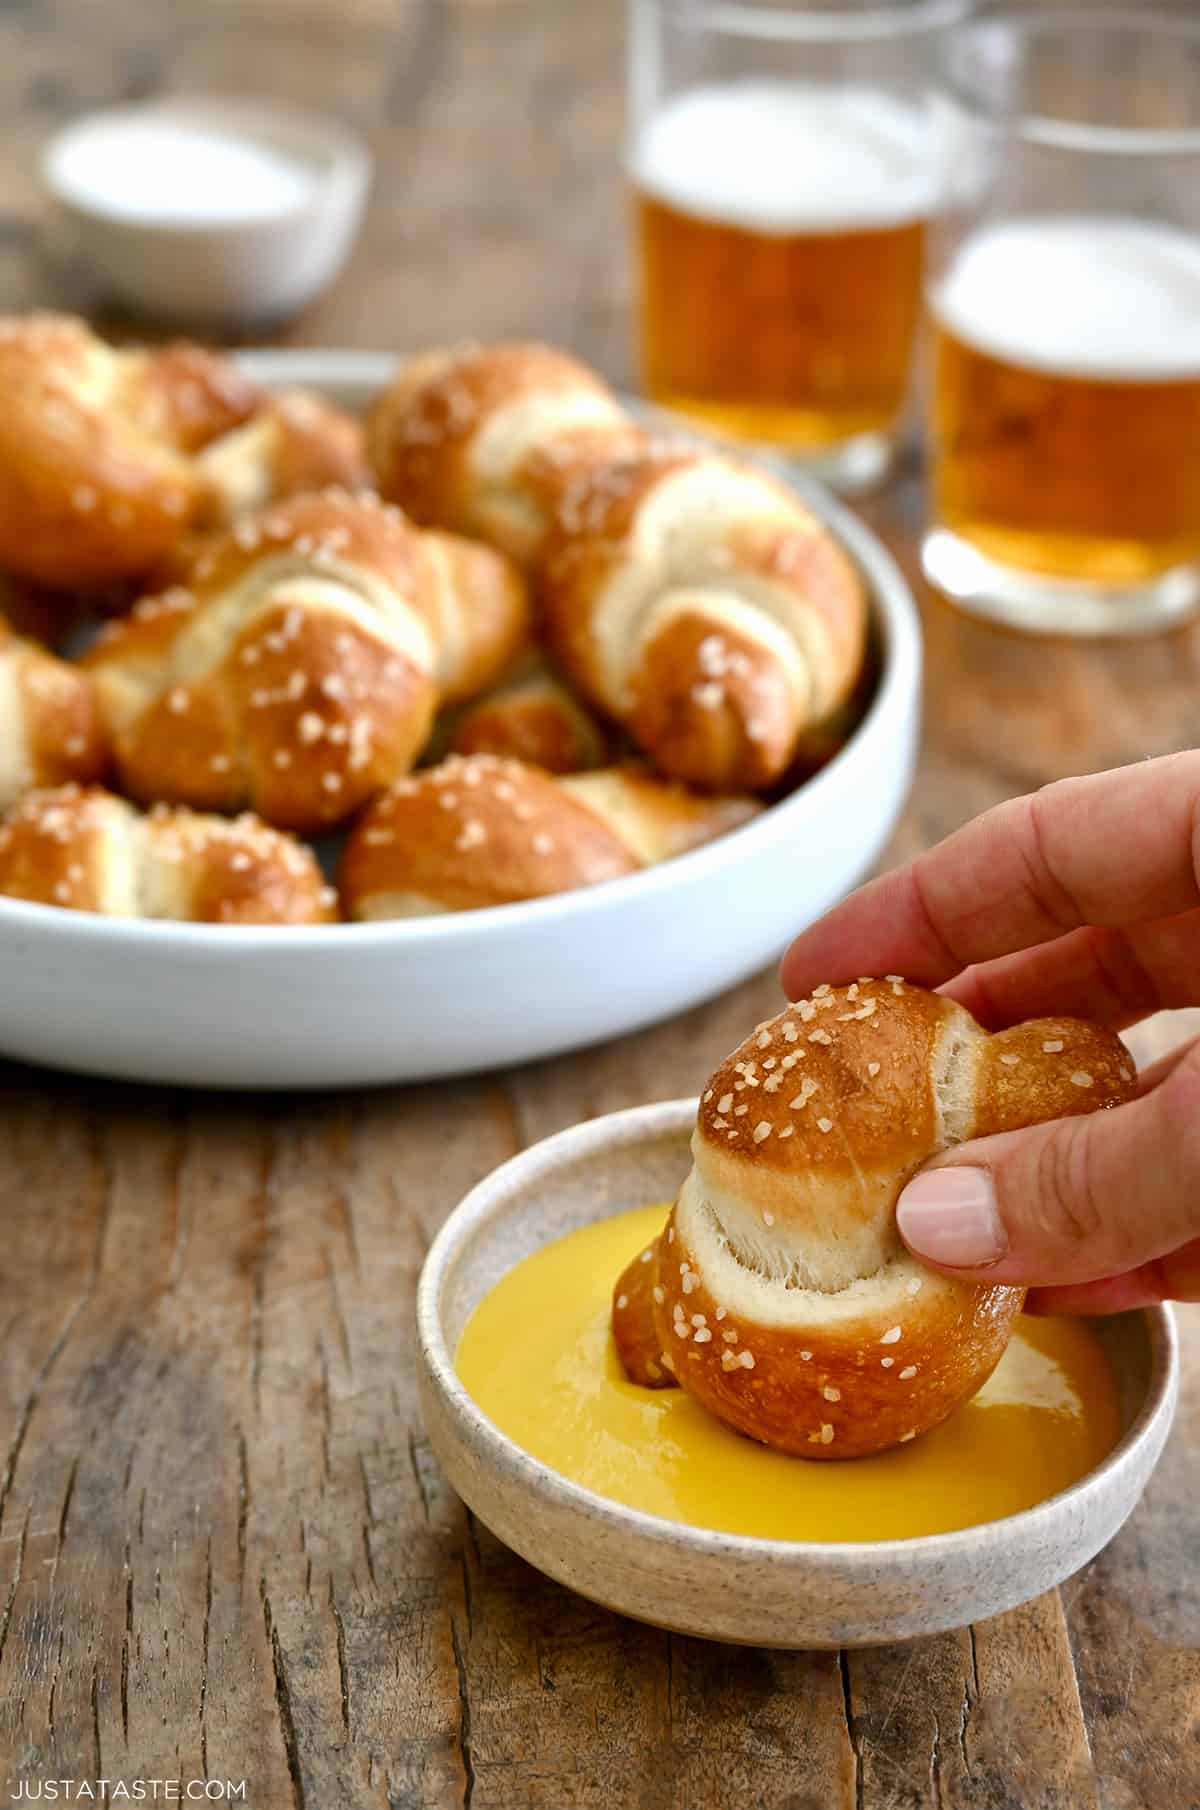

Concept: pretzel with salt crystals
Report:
left=367, top=342, right=646, bottom=568
left=0, top=785, right=336, bottom=924
left=541, top=443, right=868, bottom=793
left=612, top=981, right=1137, bottom=1458
left=366, top=340, right=869, bottom=792
left=83, top=492, right=529, bottom=833
left=194, top=389, right=371, bottom=528
left=339, top=753, right=760, bottom=916
left=0, top=613, right=108, bottom=809
left=0, top=314, right=261, bottom=587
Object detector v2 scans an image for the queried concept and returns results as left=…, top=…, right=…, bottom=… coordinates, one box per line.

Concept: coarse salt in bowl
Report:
left=42, top=97, right=371, bottom=324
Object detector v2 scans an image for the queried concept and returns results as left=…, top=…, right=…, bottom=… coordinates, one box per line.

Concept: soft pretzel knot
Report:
left=339, top=754, right=760, bottom=916
left=194, top=389, right=371, bottom=528
left=0, top=785, right=336, bottom=924
left=612, top=981, right=1137, bottom=1458
left=82, top=491, right=498, bottom=833
left=367, top=342, right=646, bottom=566
left=0, top=615, right=108, bottom=809
left=541, top=447, right=869, bottom=791
left=0, top=315, right=261, bottom=587
left=147, top=515, right=530, bottom=715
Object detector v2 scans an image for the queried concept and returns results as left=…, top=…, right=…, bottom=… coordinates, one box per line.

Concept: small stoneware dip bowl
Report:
left=416, top=1099, right=1179, bottom=1649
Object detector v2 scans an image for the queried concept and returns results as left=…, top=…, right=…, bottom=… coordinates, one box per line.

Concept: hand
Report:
left=780, top=752, right=1200, bottom=1312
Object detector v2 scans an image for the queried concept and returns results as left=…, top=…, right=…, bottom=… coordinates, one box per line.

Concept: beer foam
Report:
left=933, top=217, right=1200, bottom=381
left=633, top=82, right=938, bottom=234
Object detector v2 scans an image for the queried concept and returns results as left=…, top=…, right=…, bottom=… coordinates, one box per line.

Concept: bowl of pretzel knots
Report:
left=0, top=322, right=919, bottom=1086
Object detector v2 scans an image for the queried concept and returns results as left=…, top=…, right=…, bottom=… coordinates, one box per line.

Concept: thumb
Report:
left=896, top=1042, right=1200, bottom=1287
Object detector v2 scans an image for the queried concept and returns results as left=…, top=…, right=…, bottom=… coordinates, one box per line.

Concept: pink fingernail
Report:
left=897, top=1168, right=1007, bottom=1267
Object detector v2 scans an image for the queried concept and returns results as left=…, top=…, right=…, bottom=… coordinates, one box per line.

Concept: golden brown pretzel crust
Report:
left=558, top=766, right=760, bottom=865
left=542, top=446, right=868, bottom=792
left=83, top=492, right=442, bottom=832
left=643, top=1201, right=1023, bottom=1458
left=121, top=339, right=262, bottom=454
left=0, top=614, right=109, bottom=806
left=0, top=785, right=336, bottom=924
left=613, top=982, right=1137, bottom=1458
left=0, top=316, right=260, bottom=587
left=447, top=656, right=610, bottom=773
left=148, top=518, right=530, bottom=714
left=611, top=1237, right=674, bottom=1388
left=339, top=754, right=760, bottom=917
left=366, top=342, right=641, bottom=565
left=195, top=390, right=371, bottom=528
left=339, top=755, right=640, bottom=914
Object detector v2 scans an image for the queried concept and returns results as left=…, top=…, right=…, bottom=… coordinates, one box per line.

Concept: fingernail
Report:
left=896, top=1167, right=1007, bottom=1267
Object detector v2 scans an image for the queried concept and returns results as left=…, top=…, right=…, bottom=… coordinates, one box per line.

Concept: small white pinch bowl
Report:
left=42, top=99, right=370, bottom=324
left=0, top=353, right=919, bottom=1089
left=416, top=1099, right=1179, bottom=1649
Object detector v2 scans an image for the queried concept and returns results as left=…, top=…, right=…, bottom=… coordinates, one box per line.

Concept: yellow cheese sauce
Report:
left=456, top=1205, right=1122, bottom=1542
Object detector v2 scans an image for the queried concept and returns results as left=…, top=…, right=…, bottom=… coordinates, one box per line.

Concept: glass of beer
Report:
left=924, top=9, right=1200, bottom=636
left=628, top=0, right=962, bottom=492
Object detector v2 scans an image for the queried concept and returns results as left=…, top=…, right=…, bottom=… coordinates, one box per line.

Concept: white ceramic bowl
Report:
left=0, top=352, right=920, bottom=1088
left=417, top=1100, right=1179, bottom=1649
left=42, top=100, right=370, bottom=324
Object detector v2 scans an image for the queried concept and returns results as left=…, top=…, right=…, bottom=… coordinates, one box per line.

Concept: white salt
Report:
left=52, top=120, right=315, bottom=225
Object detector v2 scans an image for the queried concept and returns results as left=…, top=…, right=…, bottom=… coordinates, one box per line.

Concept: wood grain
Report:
left=0, top=1, right=1198, bottom=1806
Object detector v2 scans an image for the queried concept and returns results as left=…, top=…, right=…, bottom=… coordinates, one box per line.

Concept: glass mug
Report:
left=627, top=0, right=964, bottom=491
left=923, top=8, right=1200, bottom=636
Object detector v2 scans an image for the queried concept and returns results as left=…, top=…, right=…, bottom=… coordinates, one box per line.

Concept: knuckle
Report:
left=1029, top=1118, right=1111, bottom=1256
left=1020, top=787, right=1080, bottom=930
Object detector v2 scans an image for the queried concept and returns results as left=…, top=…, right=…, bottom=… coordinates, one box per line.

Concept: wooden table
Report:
left=1, top=3, right=1198, bottom=1805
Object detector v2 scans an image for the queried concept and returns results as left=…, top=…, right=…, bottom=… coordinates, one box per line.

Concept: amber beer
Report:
left=632, top=82, right=936, bottom=450
left=931, top=218, right=1200, bottom=583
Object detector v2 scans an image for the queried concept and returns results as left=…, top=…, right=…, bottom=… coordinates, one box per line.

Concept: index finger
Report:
left=781, top=751, right=1200, bottom=998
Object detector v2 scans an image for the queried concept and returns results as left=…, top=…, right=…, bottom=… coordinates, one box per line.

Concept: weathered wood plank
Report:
left=0, top=1078, right=526, bottom=1803
left=1061, top=1305, right=1200, bottom=1810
